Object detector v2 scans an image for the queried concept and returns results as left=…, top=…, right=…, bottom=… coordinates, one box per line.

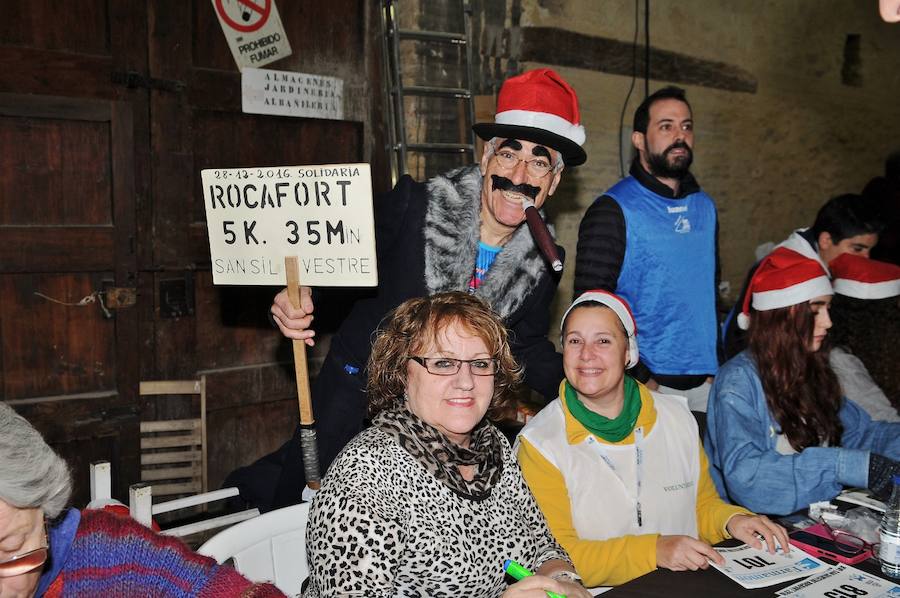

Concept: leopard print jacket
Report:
left=303, top=425, right=570, bottom=597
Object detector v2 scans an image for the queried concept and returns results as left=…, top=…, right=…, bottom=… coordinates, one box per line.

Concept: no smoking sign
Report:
left=215, top=0, right=271, bottom=32
left=212, top=0, right=292, bottom=69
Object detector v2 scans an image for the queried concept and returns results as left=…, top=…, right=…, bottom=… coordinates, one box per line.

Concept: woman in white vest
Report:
left=516, top=290, right=788, bottom=587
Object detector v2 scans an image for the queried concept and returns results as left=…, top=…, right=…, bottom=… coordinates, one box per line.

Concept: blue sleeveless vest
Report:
left=605, top=176, right=718, bottom=375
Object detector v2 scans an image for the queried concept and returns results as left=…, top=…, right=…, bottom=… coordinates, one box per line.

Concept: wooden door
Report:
left=146, top=1, right=381, bottom=491
left=0, top=1, right=385, bottom=507
left=0, top=1, right=147, bottom=507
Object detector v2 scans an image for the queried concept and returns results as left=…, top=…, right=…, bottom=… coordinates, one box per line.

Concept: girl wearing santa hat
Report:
left=704, top=247, right=900, bottom=516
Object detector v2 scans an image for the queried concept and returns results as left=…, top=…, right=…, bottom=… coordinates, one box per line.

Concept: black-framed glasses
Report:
left=408, top=356, right=499, bottom=376
left=818, top=518, right=879, bottom=555
left=0, top=523, right=49, bottom=578
left=489, top=141, right=556, bottom=178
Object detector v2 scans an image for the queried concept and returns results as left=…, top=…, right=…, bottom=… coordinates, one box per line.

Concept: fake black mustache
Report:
left=491, top=175, right=540, bottom=200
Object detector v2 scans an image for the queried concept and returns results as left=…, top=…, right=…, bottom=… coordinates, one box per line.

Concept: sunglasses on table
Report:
left=0, top=523, right=49, bottom=578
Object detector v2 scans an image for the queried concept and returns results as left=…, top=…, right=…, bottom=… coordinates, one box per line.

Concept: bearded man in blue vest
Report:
left=574, top=86, right=719, bottom=413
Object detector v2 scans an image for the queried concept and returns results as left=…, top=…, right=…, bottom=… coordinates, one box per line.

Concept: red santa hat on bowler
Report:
left=561, top=290, right=639, bottom=368
left=829, top=253, right=900, bottom=300
left=737, top=247, right=833, bottom=330
left=473, top=68, right=587, bottom=166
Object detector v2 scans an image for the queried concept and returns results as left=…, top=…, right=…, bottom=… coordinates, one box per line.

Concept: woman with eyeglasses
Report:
left=517, top=291, right=787, bottom=588
left=705, top=248, right=900, bottom=516
left=0, top=403, right=285, bottom=598
left=304, top=292, right=589, bottom=598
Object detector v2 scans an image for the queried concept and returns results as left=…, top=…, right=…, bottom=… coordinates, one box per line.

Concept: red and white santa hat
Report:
left=829, top=253, right=900, bottom=300
left=737, top=247, right=833, bottom=330
left=473, top=68, right=587, bottom=166
left=561, top=290, right=639, bottom=368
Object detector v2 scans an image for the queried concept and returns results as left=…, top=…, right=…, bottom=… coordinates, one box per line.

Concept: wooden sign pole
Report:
left=285, top=256, right=320, bottom=490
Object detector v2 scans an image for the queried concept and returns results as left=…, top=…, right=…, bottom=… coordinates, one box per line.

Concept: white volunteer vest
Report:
left=520, top=392, right=700, bottom=540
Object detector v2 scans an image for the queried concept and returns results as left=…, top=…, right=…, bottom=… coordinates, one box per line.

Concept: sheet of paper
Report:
left=201, top=164, right=377, bottom=287
left=838, top=489, right=887, bottom=513
left=776, top=563, right=900, bottom=597
left=711, top=543, right=829, bottom=589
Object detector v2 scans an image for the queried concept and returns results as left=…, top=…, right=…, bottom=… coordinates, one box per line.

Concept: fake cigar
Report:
left=522, top=198, right=563, bottom=272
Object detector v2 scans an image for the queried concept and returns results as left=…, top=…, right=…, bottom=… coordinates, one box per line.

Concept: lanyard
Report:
left=585, top=426, right=645, bottom=527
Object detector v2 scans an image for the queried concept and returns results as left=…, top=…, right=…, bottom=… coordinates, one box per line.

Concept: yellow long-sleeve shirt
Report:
left=517, top=381, right=750, bottom=587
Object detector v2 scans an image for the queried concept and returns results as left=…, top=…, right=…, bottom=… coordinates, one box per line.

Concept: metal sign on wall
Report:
left=212, top=0, right=292, bottom=70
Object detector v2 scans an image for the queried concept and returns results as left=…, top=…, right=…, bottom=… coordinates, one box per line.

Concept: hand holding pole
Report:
left=285, top=256, right=321, bottom=490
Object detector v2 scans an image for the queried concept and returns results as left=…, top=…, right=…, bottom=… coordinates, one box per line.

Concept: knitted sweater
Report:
left=41, top=508, right=285, bottom=597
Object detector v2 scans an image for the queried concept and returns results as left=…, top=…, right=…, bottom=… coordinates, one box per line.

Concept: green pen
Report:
left=503, top=559, right=567, bottom=598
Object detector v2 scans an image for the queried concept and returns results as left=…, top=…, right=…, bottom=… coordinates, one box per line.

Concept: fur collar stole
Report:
left=423, top=165, right=553, bottom=320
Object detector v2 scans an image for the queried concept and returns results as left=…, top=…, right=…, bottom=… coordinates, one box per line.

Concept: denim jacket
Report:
left=704, top=351, right=900, bottom=515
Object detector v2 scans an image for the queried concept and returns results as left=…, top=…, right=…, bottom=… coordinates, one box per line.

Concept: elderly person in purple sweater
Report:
left=0, top=403, right=284, bottom=598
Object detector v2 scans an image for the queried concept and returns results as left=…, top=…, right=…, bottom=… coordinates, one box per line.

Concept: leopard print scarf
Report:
left=374, top=406, right=504, bottom=501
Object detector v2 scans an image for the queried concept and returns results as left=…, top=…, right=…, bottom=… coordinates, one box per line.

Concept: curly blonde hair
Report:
left=366, top=292, right=522, bottom=418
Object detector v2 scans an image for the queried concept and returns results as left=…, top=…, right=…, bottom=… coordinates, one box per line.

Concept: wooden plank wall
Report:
left=0, top=0, right=386, bottom=506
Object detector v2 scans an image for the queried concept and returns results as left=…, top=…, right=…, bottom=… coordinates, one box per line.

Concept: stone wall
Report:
left=472, top=0, right=900, bottom=334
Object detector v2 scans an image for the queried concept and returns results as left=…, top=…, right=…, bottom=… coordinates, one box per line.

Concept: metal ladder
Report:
left=379, top=0, right=477, bottom=184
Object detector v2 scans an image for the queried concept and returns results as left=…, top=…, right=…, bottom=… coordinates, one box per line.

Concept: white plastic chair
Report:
left=129, top=483, right=260, bottom=537
left=198, top=502, right=311, bottom=597
left=86, top=461, right=120, bottom=509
